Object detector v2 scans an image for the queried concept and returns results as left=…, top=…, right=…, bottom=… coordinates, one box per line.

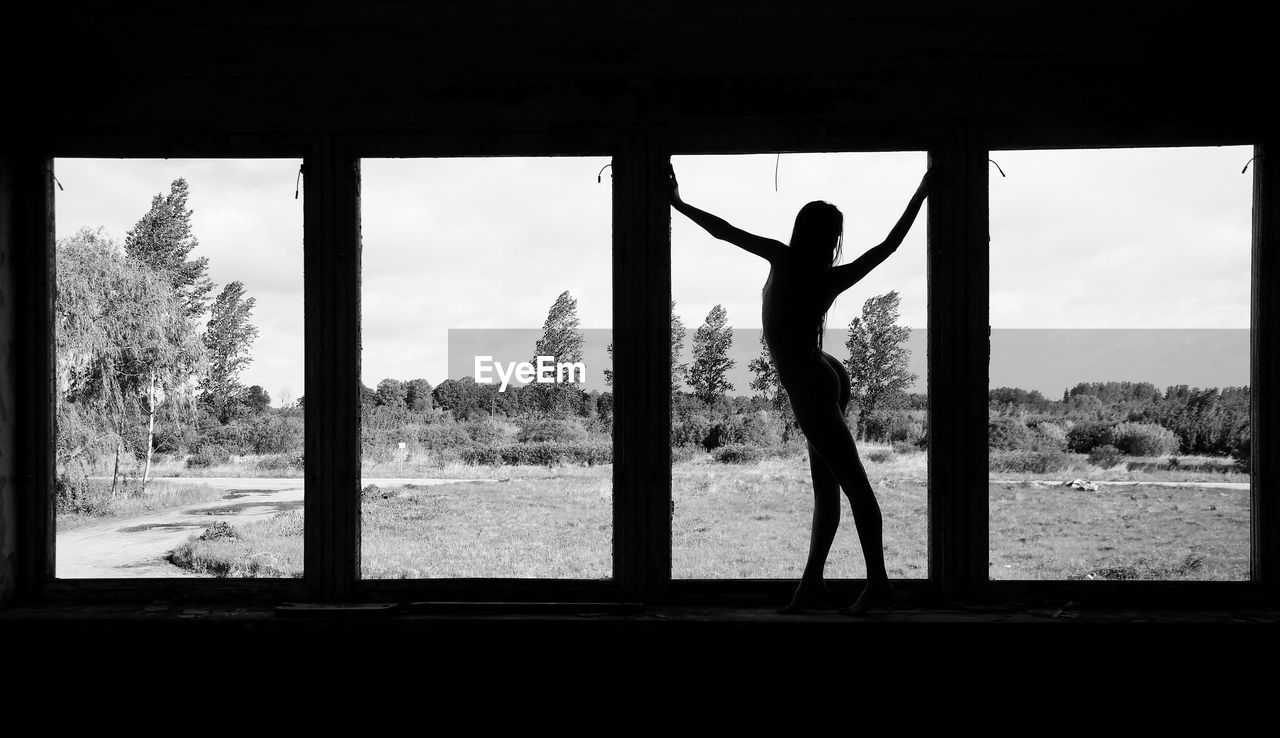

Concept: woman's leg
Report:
left=793, top=382, right=892, bottom=613
left=779, top=441, right=842, bottom=612
left=781, top=356, right=853, bottom=613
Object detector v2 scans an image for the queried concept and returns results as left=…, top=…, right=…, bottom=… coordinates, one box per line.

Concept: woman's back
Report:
left=762, top=256, right=837, bottom=363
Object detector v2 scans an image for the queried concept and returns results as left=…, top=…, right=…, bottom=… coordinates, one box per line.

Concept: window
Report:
left=358, top=156, right=613, bottom=580
left=987, top=146, right=1253, bottom=582
left=669, top=152, right=930, bottom=582
left=52, top=157, right=305, bottom=580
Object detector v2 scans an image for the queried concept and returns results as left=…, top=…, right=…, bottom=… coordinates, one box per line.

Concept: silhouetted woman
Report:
left=670, top=165, right=932, bottom=615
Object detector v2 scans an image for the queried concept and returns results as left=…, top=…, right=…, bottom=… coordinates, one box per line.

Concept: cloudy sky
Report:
left=55, top=145, right=1252, bottom=402
left=55, top=157, right=306, bottom=405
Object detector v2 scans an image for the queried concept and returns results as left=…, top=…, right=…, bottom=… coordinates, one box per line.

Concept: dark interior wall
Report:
left=0, top=158, right=14, bottom=607
left=6, top=1, right=1267, bottom=140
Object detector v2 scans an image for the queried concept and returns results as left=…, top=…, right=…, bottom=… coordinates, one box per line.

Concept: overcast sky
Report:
left=55, top=145, right=1252, bottom=402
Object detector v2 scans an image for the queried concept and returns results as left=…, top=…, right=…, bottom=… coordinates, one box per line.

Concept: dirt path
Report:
left=56, top=477, right=479, bottom=579
left=992, top=480, right=1250, bottom=490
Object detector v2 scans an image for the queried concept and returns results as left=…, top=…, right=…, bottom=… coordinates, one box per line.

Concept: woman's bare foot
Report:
left=839, top=581, right=894, bottom=617
left=777, top=580, right=833, bottom=614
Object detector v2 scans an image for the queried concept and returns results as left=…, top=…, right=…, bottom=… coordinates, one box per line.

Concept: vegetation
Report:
left=988, top=380, right=1250, bottom=473
left=55, top=179, right=301, bottom=512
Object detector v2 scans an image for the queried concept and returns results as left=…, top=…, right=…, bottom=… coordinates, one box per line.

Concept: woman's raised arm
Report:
left=827, top=169, right=933, bottom=295
left=669, top=165, right=785, bottom=262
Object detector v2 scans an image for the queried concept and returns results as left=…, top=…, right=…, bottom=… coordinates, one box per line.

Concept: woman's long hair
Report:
left=789, top=201, right=844, bottom=349
left=789, top=200, right=844, bottom=268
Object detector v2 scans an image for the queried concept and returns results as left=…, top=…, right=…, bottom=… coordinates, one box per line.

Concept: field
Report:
left=151, top=446, right=1250, bottom=582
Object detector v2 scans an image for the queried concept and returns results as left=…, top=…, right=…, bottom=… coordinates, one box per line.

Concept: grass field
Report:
left=989, top=481, right=1248, bottom=580
left=160, top=446, right=1250, bottom=581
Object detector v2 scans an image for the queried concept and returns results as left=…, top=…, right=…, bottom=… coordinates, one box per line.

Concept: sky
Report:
left=55, top=157, right=305, bottom=406
left=54, top=145, right=1253, bottom=402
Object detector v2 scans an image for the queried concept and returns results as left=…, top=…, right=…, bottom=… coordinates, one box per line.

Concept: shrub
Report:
left=1066, top=422, right=1114, bottom=453
left=1087, top=444, right=1123, bottom=469
left=887, top=413, right=925, bottom=445
left=860, top=409, right=923, bottom=445
left=246, top=413, right=304, bottom=455
left=186, top=444, right=231, bottom=469
left=198, top=521, right=239, bottom=541
left=719, top=411, right=781, bottom=447
left=671, top=445, right=703, bottom=463
left=462, top=419, right=511, bottom=446
left=988, top=417, right=1036, bottom=451
left=517, top=419, right=589, bottom=444
left=1231, top=430, right=1251, bottom=471
left=671, top=415, right=712, bottom=449
left=54, top=475, right=115, bottom=516
left=417, top=423, right=474, bottom=450
left=865, top=449, right=895, bottom=464
left=711, top=444, right=763, bottom=464
left=891, top=441, right=920, bottom=455
left=256, top=452, right=305, bottom=472
left=361, top=483, right=395, bottom=502
left=1034, top=422, right=1069, bottom=450
left=1109, top=422, right=1179, bottom=457
left=460, top=442, right=612, bottom=467
left=989, top=449, right=1071, bottom=474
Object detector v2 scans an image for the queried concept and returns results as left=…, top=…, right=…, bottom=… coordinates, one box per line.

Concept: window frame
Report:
left=18, top=124, right=1277, bottom=608
left=28, top=134, right=313, bottom=603
left=660, top=126, right=952, bottom=604
left=347, top=132, right=633, bottom=602
left=978, top=128, right=1273, bottom=605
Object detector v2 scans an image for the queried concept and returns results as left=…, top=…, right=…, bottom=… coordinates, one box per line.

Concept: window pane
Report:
left=54, top=158, right=305, bottom=578
left=671, top=152, right=929, bottom=581
left=988, top=146, right=1252, bottom=581
left=359, top=156, right=613, bottom=579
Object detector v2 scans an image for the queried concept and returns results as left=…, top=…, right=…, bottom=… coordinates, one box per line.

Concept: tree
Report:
left=375, top=378, right=407, bottom=408
left=533, top=290, right=585, bottom=367
left=528, top=291, right=585, bottom=416
left=57, top=227, right=203, bottom=495
left=241, top=385, right=272, bottom=414
left=845, top=291, right=916, bottom=433
left=669, top=301, right=689, bottom=394
left=124, top=178, right=215, bottom=320
left=405, top=378, right=434, bottom=412
left=200, top=280, right=260, bottom=422
left=432, top=377, right=489, bottom=420
left=688, top=304, right=734, bottom=405
left=360, top=383, right=378, bottom=410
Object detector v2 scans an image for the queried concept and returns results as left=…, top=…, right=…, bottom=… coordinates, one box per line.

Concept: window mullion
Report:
left=612, top=134, right=673, bottom=603
left=1251, top=142, right=1279, bottom=590
left=304, top=137, right=362, bottom=600
left=926, top=129, right=990, bottom=598
left=13, top=154, right=55, bottom=601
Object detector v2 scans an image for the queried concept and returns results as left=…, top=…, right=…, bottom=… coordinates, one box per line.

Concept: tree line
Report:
left=989, top=380, right=1250, bottom=464
left=358, top=288, right=922, bottom=464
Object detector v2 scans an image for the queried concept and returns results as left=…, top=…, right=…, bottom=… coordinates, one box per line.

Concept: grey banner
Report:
left=447, top=328, right=1249, bottom=395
